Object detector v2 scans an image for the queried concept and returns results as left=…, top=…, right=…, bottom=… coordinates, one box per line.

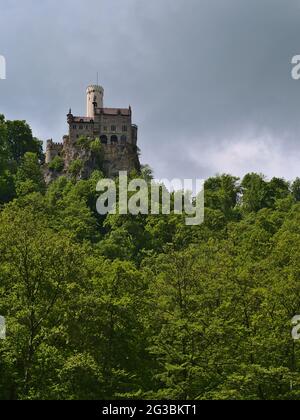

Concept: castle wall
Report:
left=45, top=140, right=63, bottom=164
left=68, top=112, right=134, bottom=146
left=98, top=113, right=133, bottom=145
left=69, top=120, right=94, bottom=144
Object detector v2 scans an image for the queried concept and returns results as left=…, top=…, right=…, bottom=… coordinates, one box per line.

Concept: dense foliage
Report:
left=1, top=115, right=300, bottom=400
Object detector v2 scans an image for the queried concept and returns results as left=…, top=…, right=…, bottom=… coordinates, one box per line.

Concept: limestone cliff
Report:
left=44, top=135, right=140, bottom=184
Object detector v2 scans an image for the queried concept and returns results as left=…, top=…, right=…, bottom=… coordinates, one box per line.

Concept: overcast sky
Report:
left=1, top=0, right=300, bottom=181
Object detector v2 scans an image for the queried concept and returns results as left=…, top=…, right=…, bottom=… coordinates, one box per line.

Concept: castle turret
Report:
left=67, top=108, right=73, bottom=124
left=45, top=139, right=63, bottom=164
left=86, top=85, right=104, bottom=118
left=45, top=139, right=53, bottom=164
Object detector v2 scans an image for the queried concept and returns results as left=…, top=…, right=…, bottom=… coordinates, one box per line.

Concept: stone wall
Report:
left=45, top=139, right=63, bottom=164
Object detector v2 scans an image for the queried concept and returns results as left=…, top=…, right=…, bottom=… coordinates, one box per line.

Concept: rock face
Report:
left=100, top=143, right=140, bottom=178
left=44, top=166, right=61, bottom=185
left=44, top=136, right=140, bottom=183
left=44, top=85, right=141, bottom=183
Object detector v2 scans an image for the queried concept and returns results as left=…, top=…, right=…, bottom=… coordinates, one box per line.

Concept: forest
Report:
left=1, top=114, right=300, bottom=400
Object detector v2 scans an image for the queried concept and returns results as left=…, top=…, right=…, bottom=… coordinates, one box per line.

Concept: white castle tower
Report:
left=86, top=85, right=104, bottom=118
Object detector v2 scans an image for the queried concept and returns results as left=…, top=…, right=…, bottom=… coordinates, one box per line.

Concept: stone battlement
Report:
left=45, top=139, right=63, bottom=164
left=47, top=139, right=64, bottom=149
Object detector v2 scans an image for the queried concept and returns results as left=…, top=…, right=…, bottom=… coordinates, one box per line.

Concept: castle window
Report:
left=122, top=125, right=128, bottom=132
left=121, top=135, right=127, bottom=144
left=111, top=135, right=118, bottom=144
left=111, top=125, right=116, bottom=132
left=73, top=125, right=77, bottom=129
left=100, top=135, right=108, bottom=145
left=103, top=126, right=107, bottom=131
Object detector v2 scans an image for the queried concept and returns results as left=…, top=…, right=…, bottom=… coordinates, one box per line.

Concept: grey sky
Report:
left=1, top=0, right=300, bottom=181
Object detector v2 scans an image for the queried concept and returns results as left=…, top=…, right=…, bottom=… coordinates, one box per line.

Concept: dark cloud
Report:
left=1, top=0, right=300, bottom=180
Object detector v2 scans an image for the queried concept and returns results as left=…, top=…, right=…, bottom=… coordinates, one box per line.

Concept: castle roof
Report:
left=70, top=108, right=131, bottom=123
left=72, top=117, right=94, bottom=123
left=99, top=108, right=131, bottom=116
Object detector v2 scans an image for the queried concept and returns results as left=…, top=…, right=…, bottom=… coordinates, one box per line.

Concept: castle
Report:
left=45, top=85, right=140, bottom=182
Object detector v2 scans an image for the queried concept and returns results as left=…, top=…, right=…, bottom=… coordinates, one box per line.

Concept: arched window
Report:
left=100, top=135, right=108, bottom=144
left=111, top=135, right=118, bottom=144
left=120, top=135, right=127, bottom=144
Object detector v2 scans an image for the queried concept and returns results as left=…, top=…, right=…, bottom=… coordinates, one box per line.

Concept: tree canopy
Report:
left=1, top=116, right=300, bottom=400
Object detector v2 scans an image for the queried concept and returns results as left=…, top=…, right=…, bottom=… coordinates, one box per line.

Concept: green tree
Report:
left=48, top=156, right=64, bottom=172
left=6, top=119, right=43, bottom=164
left=0, top=115, right=14, bottom=202
left=291, top=178, right=300, bottom=202
left=241, top=173, right=268, bottom=213
left=0, top=204, right=86, bottom=399
left=68, top=159, right=83, bottom=177
left=205, top=174, right=240, bottom=220
left=14, top=152, right=46, bottom=196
